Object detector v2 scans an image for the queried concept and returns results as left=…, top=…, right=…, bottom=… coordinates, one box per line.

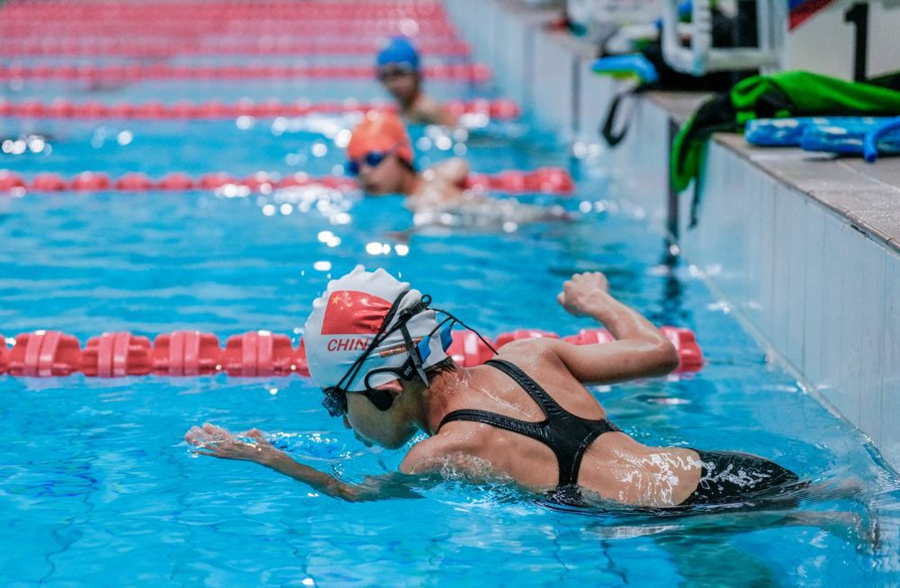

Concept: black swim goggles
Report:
left=377, top=63, right=417, bottom=81
left=345, top=147, right=397, bottom=177
left=320, top=290, right=496, bottom=418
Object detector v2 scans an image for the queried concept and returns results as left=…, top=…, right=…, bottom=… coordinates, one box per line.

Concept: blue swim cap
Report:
left=376, top=37, right=420, bottom=71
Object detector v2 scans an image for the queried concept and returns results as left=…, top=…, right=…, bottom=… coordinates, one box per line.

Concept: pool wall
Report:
left=446, top=0, right=900, bottom=471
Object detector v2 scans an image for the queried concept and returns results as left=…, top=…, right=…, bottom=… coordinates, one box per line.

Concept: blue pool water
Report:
left=3, top=50, right=900, bottom=588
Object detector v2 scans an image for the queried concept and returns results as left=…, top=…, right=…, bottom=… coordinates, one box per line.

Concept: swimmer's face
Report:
left=344, top=391, right=416, bottom=450
left=379, top=67, right=419, bottom=103
left=353, top=152, right=406, bottom=195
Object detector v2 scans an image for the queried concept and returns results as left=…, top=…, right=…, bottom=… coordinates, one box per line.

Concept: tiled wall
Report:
left=685, top=144, right=900, bottom=463
left=446, top=0, right=900, bottom=471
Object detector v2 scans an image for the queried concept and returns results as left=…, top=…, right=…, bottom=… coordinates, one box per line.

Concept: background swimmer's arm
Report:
left=551, top=272, right=679, bottom=383
left=413, top=94, right=459, bottom=127
left=185, top=423, right=427, bottom=501
left=430, top=157, right=470, bottom=187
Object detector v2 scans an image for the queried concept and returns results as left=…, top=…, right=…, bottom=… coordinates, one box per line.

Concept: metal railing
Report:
left=660, top=0, right=785, bottom=75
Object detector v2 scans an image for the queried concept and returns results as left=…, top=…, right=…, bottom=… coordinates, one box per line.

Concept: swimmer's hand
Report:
left=557, top=272, right=611, bottom=317
left=185, top=423, right=274, bottom=462
left=184, top=423, right=426, bottom=502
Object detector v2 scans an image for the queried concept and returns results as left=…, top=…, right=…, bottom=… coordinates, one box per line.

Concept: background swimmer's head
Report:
left=377, top=36, right=421, bottom=72
left=346, top=112, right=416, bottom=195
left=376, top=36, right=421, bottom=103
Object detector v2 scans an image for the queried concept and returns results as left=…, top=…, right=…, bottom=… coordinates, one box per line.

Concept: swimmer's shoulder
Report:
left=411, top=94, right=458, bottom=127
left=495, top=337, right=568, bottom=366
left=429, top=157, right=469, bottom=187
left=400, top=431, right=481, bottom=475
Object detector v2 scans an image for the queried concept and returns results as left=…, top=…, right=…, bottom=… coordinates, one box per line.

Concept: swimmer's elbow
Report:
left=328, top=481, right=368, bottom=502
left=647, top=339, right=680, bottom=376
left=330, top=482, right=415, bottom=503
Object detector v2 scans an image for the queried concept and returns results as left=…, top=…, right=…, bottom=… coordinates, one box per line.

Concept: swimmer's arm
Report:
left=551, top=272, right=679, bottom=383
left=414, top=95, right=459, bottom=127
left=185, top=423, right=427, bottom=502
left=261, top=451, right=428, bottom=501
left=430, top=157, right=470, bottom=187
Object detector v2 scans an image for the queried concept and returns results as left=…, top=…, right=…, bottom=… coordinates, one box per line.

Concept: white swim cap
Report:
left=304, top=266, right=449, bottom=395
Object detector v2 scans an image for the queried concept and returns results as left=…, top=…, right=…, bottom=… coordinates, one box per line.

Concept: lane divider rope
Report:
left=0, top=64, right=491, bottom=82
left=0, top=40, right=473, bottom=58
left=0, top=168, right=575, bottom=195
left=0, top=327, right=703, bottom=378
left=0, top=2, right=458, bottom=17
left=0, top=98, right=521, bottom=121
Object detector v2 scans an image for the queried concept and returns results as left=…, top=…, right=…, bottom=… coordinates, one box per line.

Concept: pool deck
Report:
left=446, top=0, right=900, bottom=471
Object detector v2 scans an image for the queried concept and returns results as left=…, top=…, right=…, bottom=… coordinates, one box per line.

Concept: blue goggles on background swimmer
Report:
left=377, top=63, right=417, bottom=81
left=345, top=149, right=395, bottom=177
left=320, top=291, right=497, bottom=418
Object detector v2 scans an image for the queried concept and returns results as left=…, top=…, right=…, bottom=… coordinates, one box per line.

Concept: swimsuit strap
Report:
left=437, top=358, right=620, bottom=488
left=484, top=359, right=565, bottom=416
left=438, top=409, right=546, bottom=440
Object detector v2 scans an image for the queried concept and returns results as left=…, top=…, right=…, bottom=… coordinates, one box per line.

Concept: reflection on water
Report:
left=2, top=107, right=900, bottom=588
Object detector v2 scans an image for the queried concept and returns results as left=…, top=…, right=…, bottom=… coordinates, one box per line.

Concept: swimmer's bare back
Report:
left=401, top=337, right=702, bottom=507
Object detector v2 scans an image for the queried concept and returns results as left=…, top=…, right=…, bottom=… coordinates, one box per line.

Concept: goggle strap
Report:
left=400, top=324, right=429, bottom=386
left=431, top=307, right=499, bottom=355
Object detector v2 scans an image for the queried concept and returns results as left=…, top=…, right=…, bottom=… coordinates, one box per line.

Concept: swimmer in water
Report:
left=376, top=36, right=458, bottom=127
left=346, top=111, right=567, bottom=228
left=186, top=267, right=805, bottom=510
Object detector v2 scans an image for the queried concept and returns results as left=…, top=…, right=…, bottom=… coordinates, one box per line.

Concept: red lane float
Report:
left=157, top=172, right=195, bottom=191
left=2, top=168, right=575, bottom=196
left=0, top=64, right=492, bottom=83
left=0, top=336, right=8, bottom=375
left=0, top=327, right=702, bottom=378
left=71, top=172, right=112, bottom=192
left=198, top=172, right=238, bottom=190
left=31, top=173, right=69, bottom=192
left=7, top=331, right=82, bottom=377
left=223, top=331, right=295, bottom=377
left=0, top=171, right=26, bottom=192
left=82, top=332, right=153, bottom=377
left=152, top=331, right=221, bottom=376
left=447, top=330, right=496, bottom=368
left=0, top=99, right=520, bottom=121
left=115, top=173, right=154, bottom=191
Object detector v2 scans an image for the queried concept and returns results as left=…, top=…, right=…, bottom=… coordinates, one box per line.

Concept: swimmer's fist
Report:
left=185, top=423, right=275, bottom=463
left=557, top=272, right=611, bottom=317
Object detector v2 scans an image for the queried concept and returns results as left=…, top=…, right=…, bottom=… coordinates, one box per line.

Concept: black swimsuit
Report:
left=680, top=450, right=802, bottom=506
left=437, top=359, right=621, bottom=497
left=437, top=359, right=802, bottom=508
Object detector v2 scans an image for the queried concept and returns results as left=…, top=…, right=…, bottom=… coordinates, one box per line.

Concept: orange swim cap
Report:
left=347, top=111, right=414, bottom=165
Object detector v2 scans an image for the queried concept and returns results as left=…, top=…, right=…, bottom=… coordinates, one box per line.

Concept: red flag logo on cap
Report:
left=321, top=290, right=392, bottom=335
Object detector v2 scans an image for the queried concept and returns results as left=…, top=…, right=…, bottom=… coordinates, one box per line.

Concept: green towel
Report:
left=671, top=71, right=900, bottom=223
